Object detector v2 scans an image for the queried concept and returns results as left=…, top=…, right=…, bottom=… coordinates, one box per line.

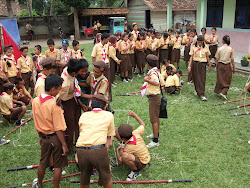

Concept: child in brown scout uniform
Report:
left=56, top=39, right=72, bottom=76
left=144, top=54, right=165, bottom=148
left=45, top=39, right=58, bottom=59
left=59, top=58, right=92, bottom=154
left=214, top=35, right=235, bottom=100
left=2, top=46, right=18, bottom=84
left=120, top=33, right=131, bottom=82
left=201, top=27, right=211, bottom=44
left=0, top=56, right=7, bottom=93
left=93, top=21, right=98, bottom=37
left=35, top=58, right=57, bottom=97
left=86, top=61, right=109, bottom=102
left=131, top=23, right=139, bottom=41
left=135, top=32, right=147, bottom=76
left=165, top=70, right=183, bottom=94
left=32, top=74, right=68, bottom=188
left=128, top=33, right=135, bottom=80
left=167, top=29, right=174, bottom=63
left=187, top=29, right=197, bottom=84
left=0, top=83, right=27, bottom=126
left=76, top=94, right=115, bottom=188
left=108, top=36, right=121, bottom=86
left=188, top=35, right=211, bottom=101
left=209, top=27, right=219, bottom=61
left=116, top=111, right=150, bottom=181
left=159, top=33, right=169, bottom=68
left=161, top=59, right=177, bottom=81
left=97, top=20, right=102, bottom=33
left=72, top=40, right=85, bottom=59
left=147, top=31, right=159, bottom=57
left=171, top=31, right=182, bottom=69
left=13, top=78, right=33, bottom=105
left=17, top=47, right=34, bottom=97
left=33, top=45, right=46, bottom=78
left=182, top=29, right=191, bottom=68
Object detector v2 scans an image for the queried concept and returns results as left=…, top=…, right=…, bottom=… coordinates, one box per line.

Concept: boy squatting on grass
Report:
left=115, top=111, right=150, bottom=181
left=32, top=74, right=68, bottom=188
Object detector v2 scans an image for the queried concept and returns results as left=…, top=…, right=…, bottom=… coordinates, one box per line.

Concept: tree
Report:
left=26, top=0, right=32, bottom=17
left=61, top=0, right=91, bottom=40
left=50, top=0, right=55, bottom=16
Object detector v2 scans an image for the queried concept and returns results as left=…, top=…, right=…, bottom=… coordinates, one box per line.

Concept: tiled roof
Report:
left=81, top=8, right=129, bottom=16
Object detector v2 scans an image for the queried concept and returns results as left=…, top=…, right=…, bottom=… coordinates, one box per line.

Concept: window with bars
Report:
left=235, top=0, right=250, bottom=28
left=206, top=0, right=224, bottom=28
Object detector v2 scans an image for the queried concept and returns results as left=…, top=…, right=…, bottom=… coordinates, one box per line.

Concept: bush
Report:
left=17, top=9, right=39, bottom=17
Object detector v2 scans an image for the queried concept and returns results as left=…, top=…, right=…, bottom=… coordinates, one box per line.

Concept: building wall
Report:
left=0, top=0, right=20, bottom=17
left=151, top=11, right=168, bottom=32
left=127, top=0, right=148, bottom=29
left=222, top=0, right=236, bottom=29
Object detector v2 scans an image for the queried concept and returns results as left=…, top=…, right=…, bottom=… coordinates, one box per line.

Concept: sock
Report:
left=153, top=137, right=158, bottom=143
left=158, top=133, right=159, bottom=137
left=133, top=169, right=140, bottom=173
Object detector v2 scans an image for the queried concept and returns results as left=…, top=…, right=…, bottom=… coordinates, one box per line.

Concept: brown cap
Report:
left=118, top=124, right=133, bottom=139
left=40, top=57, right=56, bottom=66
left=92, top=94, right=108, bottom=104
left=146, top=54, right=159, bottom=63
left=3, top=82, right=14, bottom=88
left=132, top=22, right=137, bottom=27
left=93, top=61, right=107, bottom=72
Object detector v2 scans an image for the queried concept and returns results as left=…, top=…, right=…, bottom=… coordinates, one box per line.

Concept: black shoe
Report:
left=15, top=120, right=21, bottom=127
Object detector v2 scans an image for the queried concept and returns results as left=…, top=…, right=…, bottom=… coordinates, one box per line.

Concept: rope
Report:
left=150, top=152, right=190, bottom=164
left=12, top=126, right=38, bottom=147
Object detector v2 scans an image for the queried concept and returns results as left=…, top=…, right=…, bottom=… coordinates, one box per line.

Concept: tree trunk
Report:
left=26, top=0, right=33, bottom=17
left=73, top=8, right=80, bottom=40
left=6, top=0, right=13, bottom=18
left=50, top=0, right=55, bottom=16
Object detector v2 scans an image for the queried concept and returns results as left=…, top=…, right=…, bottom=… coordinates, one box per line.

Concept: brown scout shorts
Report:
left=3, top=107, right=23, bottom=121
left=40, top=135, right=68, bottom=169
left=76, top=147, right=111, bottom=186
left=134, top=156, right=147, bottom=170
left=148, top=94, right=161, bottom=123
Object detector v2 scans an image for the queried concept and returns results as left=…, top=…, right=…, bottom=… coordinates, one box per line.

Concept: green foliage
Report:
left=60, top=0, right=91, bottom=9
left=90, top=0, right=123, bottom=7
left=17, top=9, right=39, bottom=17
left=44, top=0, right=71, bottom=16
left=242, top=56, right=247, bottom=62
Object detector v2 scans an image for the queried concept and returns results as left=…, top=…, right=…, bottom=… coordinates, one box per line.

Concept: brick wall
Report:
left=0, top=0, right=20, bottom=17
left=0, top=0, right=8, bottom=17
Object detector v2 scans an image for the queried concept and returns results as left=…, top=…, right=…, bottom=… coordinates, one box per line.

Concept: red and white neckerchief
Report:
left=92, top=78, right=98, bottom=94
left=4, top=55, right=17, bottom=67
left=92, top=108, right=103, bottom=112
left=164, top=39, right=167, bottom=45
left=0, top=62, right=2, bottom=71
left=39, top=94, right=54, bottom=103
left=140, top=41, right=143, bottom=48
left=15, top=86, right=24, bottom=98
left=63, top=50, right=70, bottom=63
left=127, top=135, right=137, bottom=145
left=151, top=39, right=155, bottom=49
left=74, top=51, right=79, bottom=59
left=212, top=35, right=215, bottom=42
left=100, top=43, right=108, bottom=64
left=110, top=43, right=116, bottom=48
left=194, top=47, right=202, bottom=58
left=50, top=49, right=54, bottom=52
left=37, top=73, right=46, bottom=79
left=140, top=82, right=147, bottom=98
left=36, top=54, right=42, bottom=71
left=73, top=77, right=82, bottom=101
left=0, top=92, right=4, bottom=96
left=22, top=56, right=30, bottom=67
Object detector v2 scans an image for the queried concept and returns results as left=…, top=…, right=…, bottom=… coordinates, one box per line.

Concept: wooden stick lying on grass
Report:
left=232, top=112, right=250, bottom=116
left=8, top=172, right=81, bottom=188
left=70, top=179, right=192, bottom=184
left=226, top=103, right=250, bottom=111
left=7, top=161, right=76, bottom=171
left=214, top=97, right=250, bottom=106
left=1, top=117, right=33, bottom=139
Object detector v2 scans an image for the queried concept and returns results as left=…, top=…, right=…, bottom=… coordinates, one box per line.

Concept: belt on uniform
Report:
left=40, top=132, right=56, bottom=139
left=193, top=61, right=207, bottom=64
left=219, top=62, right=230, bottom=65
left=147, top=94, right=160, bottom=98
left=77, top=144, right=105, bottom=150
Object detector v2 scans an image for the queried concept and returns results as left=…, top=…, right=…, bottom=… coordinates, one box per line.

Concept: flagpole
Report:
left=0, top=23, right=4, bottom=53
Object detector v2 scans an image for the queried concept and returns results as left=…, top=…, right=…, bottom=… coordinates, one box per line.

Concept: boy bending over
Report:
left=116, top=111, right=150, bottom=181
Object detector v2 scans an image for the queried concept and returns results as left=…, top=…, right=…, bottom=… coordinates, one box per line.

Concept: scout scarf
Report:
left=73, top=77, right=82, bottom=101
left=37, top=73, right=46, bottom=79
left=100, top=43, right=108, bottom=64
left=110, top=43, right=116, bottom=48
left=15, top=86, right=25, bottom=98
left=140, top=67, right=160, bottom=98
left=74, top=51, right=79, bottom=59
left=212, top=35, right=215, bottom=42
left=151, top=39, right=155, bottom=50
left=194, top=47, right=202, bottom=58
left=92, top=108, right=102, bottom=112
left=39, top=94, right=54, bottom=103
left=0, top=62, right=2, bottom=71
left=63, top=50, right=71, bottom=63
left=36, top=54, right=42, bottom=71
left=141, top=41, right=144, bottom=48
left=4, top=55, right=17, bottom=67
left=122, top=135, right=137, bottom=152
left=92, top=78, right=98, bottom=93
left=22, top=56, right=30, bottom=67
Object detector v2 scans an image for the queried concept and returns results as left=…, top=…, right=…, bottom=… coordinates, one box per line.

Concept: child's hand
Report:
left=128, top=110, right=136, bottom=117
left=117, top=145, right=122, bottom=151
left=242, top=89, right=247, bottom=94
left=62, top=144, right=68, bottom=156
left=144, top=76, right=151, bottom=82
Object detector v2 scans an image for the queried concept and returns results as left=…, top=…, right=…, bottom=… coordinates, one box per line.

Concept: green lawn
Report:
left=0, top=43, right=249, bottom=188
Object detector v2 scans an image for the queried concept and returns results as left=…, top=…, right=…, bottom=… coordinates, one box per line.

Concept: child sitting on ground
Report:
left=0, top=83, right=27, bottom=126
left=13, top=77, right=33, bottom=105
left=116, top=111, right=150, bottom=181
left=165, top=70, right=183, bottom=94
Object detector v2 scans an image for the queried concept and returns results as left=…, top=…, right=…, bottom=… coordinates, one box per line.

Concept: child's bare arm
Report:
left=116, top=145, right=123, bottom=166
left=128, top=111, right=146, bottom=128
left=56, top=131, right=68, bottom=156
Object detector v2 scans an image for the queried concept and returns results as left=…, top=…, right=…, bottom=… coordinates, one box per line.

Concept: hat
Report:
left=93, top=61, right=107, bottom=72
left=62, top=39, right=69, bottom=46
left=40, top=57, right=56, bottom=66
left=109, top=35, right=117, bottom=44
left=132, top=22, right=137, bottom=27
left=3, top=82, right=14, bottom=88
left=118, top=124, right=133, bottom=139
left=92, top=94, right=107, bottom=104
left=146, top=54, right=159, bottom=63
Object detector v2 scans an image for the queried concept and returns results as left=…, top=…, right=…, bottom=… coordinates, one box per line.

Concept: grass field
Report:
left=0, top=42, right=249, bottom=188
